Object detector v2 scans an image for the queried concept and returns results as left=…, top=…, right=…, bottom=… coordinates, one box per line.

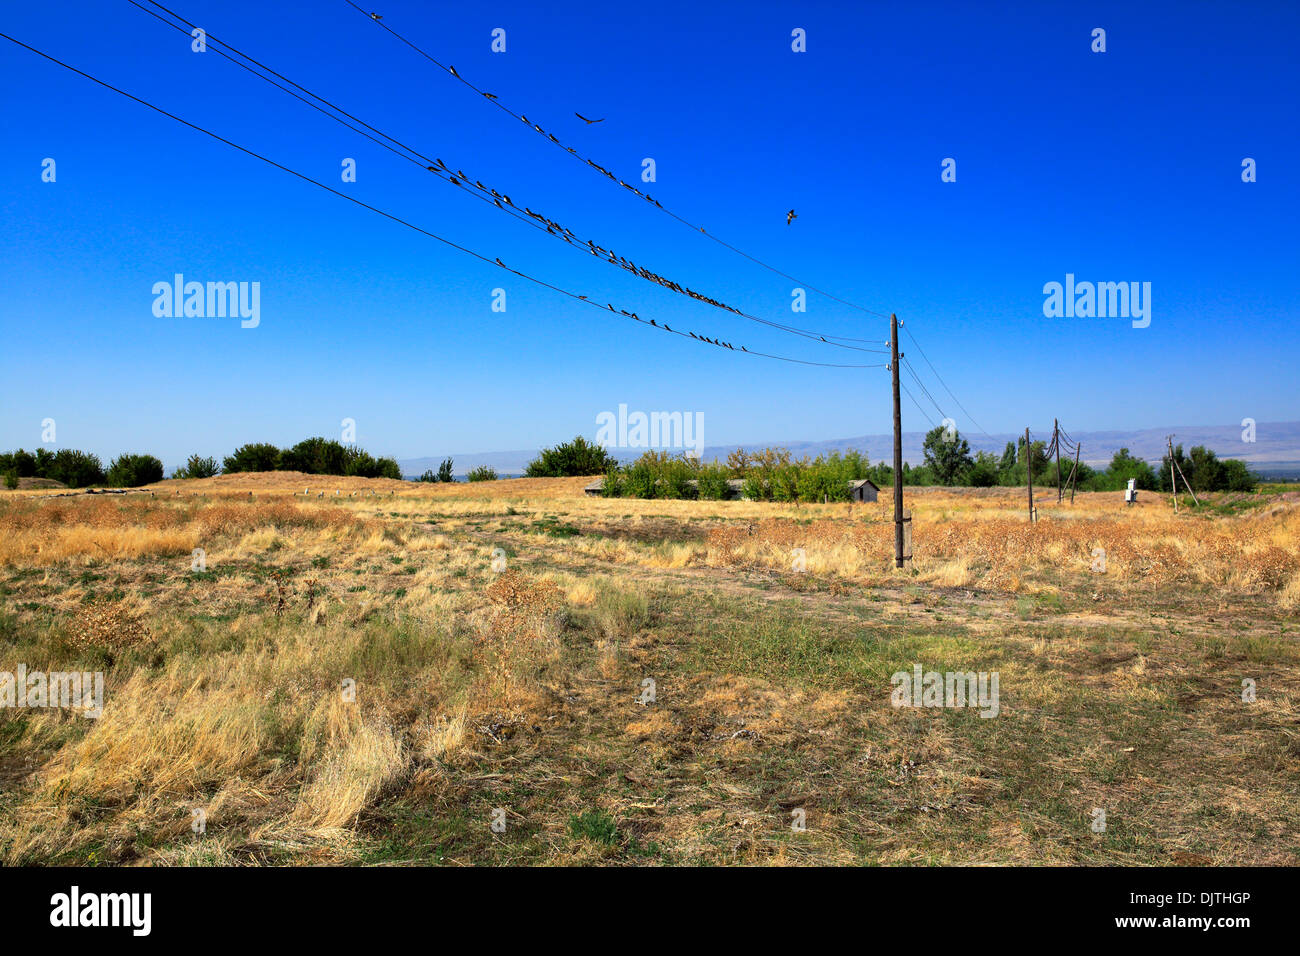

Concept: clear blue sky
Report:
left=2, top=0, right=1297, bottom=470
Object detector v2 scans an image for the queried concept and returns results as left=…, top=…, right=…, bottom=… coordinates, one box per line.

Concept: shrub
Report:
left=45, top=449, right=106, bottom=487
left=771, top=464, right=802, bottom=502
left=278, top=438, right=347, bottom=476
left=466, top=465, right=497, bottom=482
left=697, top=463, right=730, bottom=500
left=524, top=436, right=617, bottom=477
left=343, top=447, right=379, bottom=478
left=741, top=474, right=769, bottom=501
left=3, top=470, right=16, bottom=490
left=375, top=457, right=403, bottom=481
left=436, top=458, right=455, bottom=482
left=659, top=458, right=695, bottom=499
left=106, top=453, right=164, bottom=487
left=417, top=470, right=437, bottom=483
left=222, top=442, right=281, bottom=473
left=174, top=454, right=219, bottom=480
left=599, top=465, right=623, bottom=497
left=622, top=461, right=657, bottom=499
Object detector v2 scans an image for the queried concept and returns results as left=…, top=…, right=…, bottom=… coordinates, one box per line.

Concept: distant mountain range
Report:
left=400, top=421, right=1300, bottom=481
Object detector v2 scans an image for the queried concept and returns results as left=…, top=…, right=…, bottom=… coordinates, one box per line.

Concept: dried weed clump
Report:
left=68, top=603, right=151, bottom=652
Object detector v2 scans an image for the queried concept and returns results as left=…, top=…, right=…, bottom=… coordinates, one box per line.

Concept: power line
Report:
left=901, top=357, right=947, bottom=422
left=900, top=382, right=936, bottom=429
left=901, top=323, right=993, bottom=440
left=0, top=31, right=884, bottom=371
left=343, top=0, right=896, bottom=327
left=129, top=0, right=887, bottom=356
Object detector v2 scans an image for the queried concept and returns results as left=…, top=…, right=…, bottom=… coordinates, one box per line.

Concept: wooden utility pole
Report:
left=1167, top=435, right=1178, bottom=513
left=1068, top=444, right=1080, bottom=504
left=1055, top=418, right=1063, bottom=503
left=1025, top=427, right=1035, bottom=523
left=1168, top=436, right=1201, bottom=507
left=891, top=313, right=904, bottom=568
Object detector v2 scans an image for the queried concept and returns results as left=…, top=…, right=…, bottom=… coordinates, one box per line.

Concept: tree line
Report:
left=2, top=437, right=405, bottom=489
left=518, top=432, right=1259, bottom=500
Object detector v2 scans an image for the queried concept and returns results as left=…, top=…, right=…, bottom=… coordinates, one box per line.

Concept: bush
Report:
left=599, top=465, right=623, bottom=497
left=174, top=454, right=219, bottom=480
left=525, top=436, right=617, bottom=477
left=106, top=453, right=164, bottom=487
left=696, top=463, right=730, bottom=500
left=622, top=461, right=657, bottom=499
left=659, top=458, right=695, bottom=499
left=46, top=449, right=106, bottom=487
left=278, top=437, right=347, bottom=476
left=3, top=470, right=16, bottom=490
left=436, top=458, right=455, bottom=482
left=375, top=457, right=403, bottom=481
left=466, top=465, right=498, bottom=482
left=741, top=474, right=769, bottom=501
left=966, top=451, right=999, bottom=488
left=417, top=470, right=438, bottom=483
left=222, top=443, right=281, bottom=473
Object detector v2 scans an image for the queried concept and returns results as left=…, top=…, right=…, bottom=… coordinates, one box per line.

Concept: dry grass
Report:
left=0, top=474, right=1295, bottom=866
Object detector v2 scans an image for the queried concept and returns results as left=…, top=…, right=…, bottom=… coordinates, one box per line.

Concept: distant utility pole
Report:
left=1167, top=435, right=1179, bottom=513
left=1026, top=427, right=1035, bottom=523
left=1167, top=435, right=1200, bottom=509
left=891, top=313, right=904, bottom=568
left=1055, top=418, right=1063, bottom=503
left=1068, top=444, right=1081, bottom=504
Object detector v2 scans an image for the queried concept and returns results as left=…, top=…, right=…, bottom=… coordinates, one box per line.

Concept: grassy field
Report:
left=0, top=472, right=1296, bottom=866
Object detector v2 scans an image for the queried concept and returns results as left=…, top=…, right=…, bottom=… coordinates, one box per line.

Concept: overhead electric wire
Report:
left=343, top=0, right=896, bottom=331
left=901, top=357, right=947, bottom=422
left=0, top=31, right=884, bottom=371
left=900, top=383, right=936, bottom=429
left=129, top=0, right=888, bottom=357
left=902, top=323, right=994, bottom=441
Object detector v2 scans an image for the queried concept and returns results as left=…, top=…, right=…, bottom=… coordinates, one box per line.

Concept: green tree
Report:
left=45, top=449, right=106, bottom=487
left=278, top=438, right=347, bottom=475
left=223, top=443, right=281, bottom=473
left=174, top=454, right=219, bottom=480
left=922, top=425, right=974, bottom=486
left=524, top=436, right=618, bottom=477
left=375, top=457, right=403, bottom=481
left=466, top=465, right=498, bottom=482
left=107, top=453, right=164, bottom=487
left=436, top=458, right=455, bottom=482
left=1104, top=447, right=1158, bottom=491
left=996, top=441, right=1019, bottom=484
left=966, top=451, right=999, bottom=488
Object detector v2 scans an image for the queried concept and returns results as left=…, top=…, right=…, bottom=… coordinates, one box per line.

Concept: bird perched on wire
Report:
left=787, top=209, right=798, bottom=226
left=369, top=12, right=382, bottom=20
left=575, top=112, right=605, bottom=124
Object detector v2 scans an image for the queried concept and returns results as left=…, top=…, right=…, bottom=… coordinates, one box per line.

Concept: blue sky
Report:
left=2, top=0, right=1297, bottom=470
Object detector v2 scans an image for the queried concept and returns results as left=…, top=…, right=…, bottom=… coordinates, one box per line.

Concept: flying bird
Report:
left=787, top=209, right=797, bottom=225
left=574, top=112, right=605, bottom=124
